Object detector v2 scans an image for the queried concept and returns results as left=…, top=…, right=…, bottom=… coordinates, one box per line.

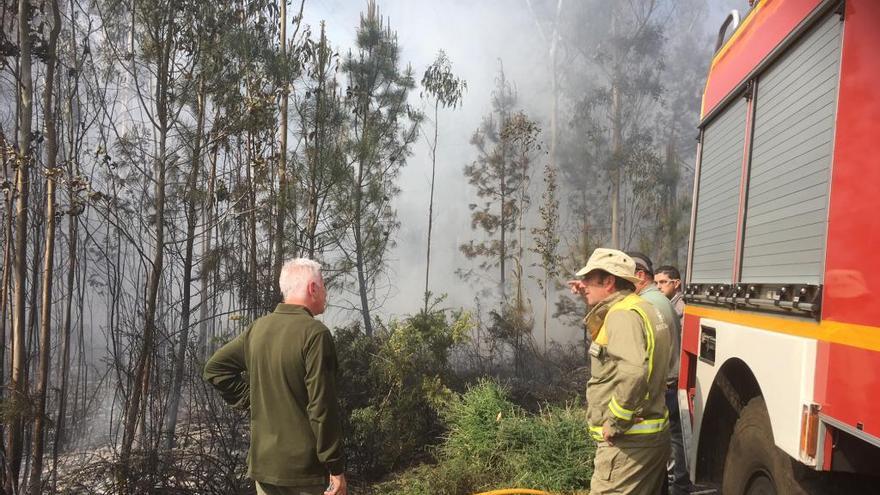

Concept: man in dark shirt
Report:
left=204, top=258, right=347, bottom=495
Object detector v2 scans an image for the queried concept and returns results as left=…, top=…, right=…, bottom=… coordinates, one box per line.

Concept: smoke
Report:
left=304, top=0, right=745, bottom=344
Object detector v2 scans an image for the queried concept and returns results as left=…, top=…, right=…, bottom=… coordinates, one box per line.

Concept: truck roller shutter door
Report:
left=691, top=97, right=748, bottom=284
left=741, top=14, right=842, bottom=284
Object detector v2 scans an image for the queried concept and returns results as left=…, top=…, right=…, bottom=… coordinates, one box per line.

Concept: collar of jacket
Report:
left=639, top=283, right=661, bottom=296
left=583, top=290, right=632, bottom=341
left=273, top=303, right=314, bottom=317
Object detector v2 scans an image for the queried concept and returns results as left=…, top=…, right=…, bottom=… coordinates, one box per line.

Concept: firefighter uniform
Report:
left=578, top=251, right=672, bottom=495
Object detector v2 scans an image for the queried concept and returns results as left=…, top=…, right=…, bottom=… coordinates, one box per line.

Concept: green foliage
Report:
left=340, top=0, right=424, bottom=334
left=377, top=380, right=595, bottom=494
left=421, top=50, right=467, bottom=110
left=335, top=304, right=472, bottom=480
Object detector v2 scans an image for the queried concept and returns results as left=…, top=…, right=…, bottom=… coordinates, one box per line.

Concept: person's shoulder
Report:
left=302, top=317, right=331, bottom=339
left=606, top=305, right=644, bottom=328
left=640, top=288, right=667, bottom=305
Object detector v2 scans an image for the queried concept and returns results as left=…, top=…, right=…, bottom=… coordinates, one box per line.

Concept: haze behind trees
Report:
left=0, top=0, right=743, bottom=493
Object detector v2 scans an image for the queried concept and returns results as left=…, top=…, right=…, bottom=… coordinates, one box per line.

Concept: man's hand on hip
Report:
left=324, top=473, right=347, bottom=495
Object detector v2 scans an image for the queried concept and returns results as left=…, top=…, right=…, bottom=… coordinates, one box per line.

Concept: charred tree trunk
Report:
left=51, top=0, right=82, bottom=484
left=163, top=82, right=205, bottom=451
left=197, top=139, right=218, bottom=359
left=120, top=15, right=174, bottom=482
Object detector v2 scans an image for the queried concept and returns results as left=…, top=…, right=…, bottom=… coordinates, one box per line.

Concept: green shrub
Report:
left=378, top=380, right=595, bottom=494
left=335, top=305, right=472, bottom=481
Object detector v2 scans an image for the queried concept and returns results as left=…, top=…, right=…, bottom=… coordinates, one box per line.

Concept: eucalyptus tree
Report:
left=420, top=50, right=465, bottom=312
left=6, top=0, right=35, bottom=489
left=91, top=0, right=204, bottom=475
left=341, top=0, right=421, bottom=336
left=560, top=0, right=667, bottom=249
left=28, top=0, right=62, bottom=492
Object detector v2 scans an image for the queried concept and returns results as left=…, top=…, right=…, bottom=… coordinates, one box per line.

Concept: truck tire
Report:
left=721, top=397, right=804, bottom=495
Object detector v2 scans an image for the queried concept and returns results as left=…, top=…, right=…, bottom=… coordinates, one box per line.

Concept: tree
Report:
left=7, top=0, right=34, bottom=490
left=272, top=0, right=306, bottom=293
left=341, top=0, right=421, bottom=336
left=294, top=22, right=349, bottom=260
left=531, top=162, right=561, bottom=352
left=29, top=0, right=61, bottom=491
left=420, top=50, right=466, bottom=312
left=560, top=0, right=667, bottom=249
left=459, top=64, right=522, bottom=301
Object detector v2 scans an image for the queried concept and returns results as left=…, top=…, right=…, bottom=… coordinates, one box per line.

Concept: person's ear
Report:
left=604, top=275, right=615, bottom=291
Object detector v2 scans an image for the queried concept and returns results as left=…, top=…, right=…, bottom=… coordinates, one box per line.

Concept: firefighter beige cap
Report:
left=575, top=248, right=642, bottom=284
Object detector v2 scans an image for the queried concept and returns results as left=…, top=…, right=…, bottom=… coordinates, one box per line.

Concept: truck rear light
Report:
left=800, top=403, right=820, bottom=460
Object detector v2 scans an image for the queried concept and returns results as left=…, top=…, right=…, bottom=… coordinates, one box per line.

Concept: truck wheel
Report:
left=721, top=397, right=803, bottom=495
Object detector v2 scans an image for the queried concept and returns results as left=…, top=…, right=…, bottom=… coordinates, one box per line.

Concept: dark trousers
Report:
left=663, top=387, right=692, bottom=495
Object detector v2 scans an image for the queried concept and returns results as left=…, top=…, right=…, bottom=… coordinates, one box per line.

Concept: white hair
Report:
left=279, top=258, right=323, bottom=300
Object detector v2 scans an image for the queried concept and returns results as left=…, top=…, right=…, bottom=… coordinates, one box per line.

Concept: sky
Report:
left=300, top=0, right=746, bottom=342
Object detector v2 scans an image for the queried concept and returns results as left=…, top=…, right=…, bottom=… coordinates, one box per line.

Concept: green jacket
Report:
left=584, top=291, right=671, bottom=447
left=638, top=283, right=682, bottom=385
left=203, top=304, right=345, bottom=486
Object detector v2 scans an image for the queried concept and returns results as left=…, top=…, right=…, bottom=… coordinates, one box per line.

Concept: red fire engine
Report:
left=682, top=0, right=880, bottom=493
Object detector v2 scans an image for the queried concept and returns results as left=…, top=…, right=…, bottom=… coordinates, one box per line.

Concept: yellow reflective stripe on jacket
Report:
left=595, top=294, right=656, bottom=380
left=608, top=396, right=634, bottom=421
left=629, top=304, right=656, bottom=383
left=588, top=411, right=670, bottom=440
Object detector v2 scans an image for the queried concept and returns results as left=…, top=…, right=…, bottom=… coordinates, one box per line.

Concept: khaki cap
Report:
left=575, top=248, right=642, bottom=285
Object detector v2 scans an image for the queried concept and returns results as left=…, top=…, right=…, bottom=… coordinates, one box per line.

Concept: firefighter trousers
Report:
left=590, top=430, right=670, bottom=495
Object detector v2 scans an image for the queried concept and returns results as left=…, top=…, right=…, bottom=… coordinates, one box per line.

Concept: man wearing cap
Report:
left=568, top=248, right=672, bottom=494
left=628, top=254, right=693, bottom=495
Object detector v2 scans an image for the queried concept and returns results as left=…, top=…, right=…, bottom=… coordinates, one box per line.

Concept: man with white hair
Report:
left=204, top=258, right=347, bottom=495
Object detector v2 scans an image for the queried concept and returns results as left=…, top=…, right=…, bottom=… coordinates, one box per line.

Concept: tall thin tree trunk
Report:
left=52, top=1, right=82, bottom=485
left=610, top=80, right=622, bottom=250
left=29, top=0, right=61, bottom=490
left=120, top=18, right=173, bottom=483
left=246, top=138, right=258, bottom=313
left=163, top=82, right=205, bottom=451
left=423, top=100, right=439, bottom=312
left=197, top=140, right=218, bottom=360
left=609, top=7, right=622, bottom=250
left=354, top=162, right=373, bottom=337
left=7, top=0, right=34, bottom=490
left=0, top=133, right=13, bottom=461
left=274, top=0, right=289, bottom=287
left=304, top=24, right=328, bottom=258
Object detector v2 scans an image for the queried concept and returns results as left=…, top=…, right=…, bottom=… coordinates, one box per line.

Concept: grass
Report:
left=375, top=379, right=595, bottom=495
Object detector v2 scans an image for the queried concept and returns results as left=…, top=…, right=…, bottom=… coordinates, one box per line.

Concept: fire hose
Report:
left=472, top=490, right=554, bottom=495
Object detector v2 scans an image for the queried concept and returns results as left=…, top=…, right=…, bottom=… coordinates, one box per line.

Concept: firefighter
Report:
left=568, top=248, right=672, bottom=495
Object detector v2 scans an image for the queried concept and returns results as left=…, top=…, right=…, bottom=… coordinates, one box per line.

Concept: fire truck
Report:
left=681, top=0, right=880, bottom=493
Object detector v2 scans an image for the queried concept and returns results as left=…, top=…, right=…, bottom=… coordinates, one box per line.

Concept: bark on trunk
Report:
left=7, top=0, right=34, bottom=490
left=273, top=0, right=289, bottom=287
left=163, top=82, right=205, bottom=451
left=423, top=99, right=439, bottom=312
left=29, top=0, right=61, bottom=490
left=120, top=16, right=173, bottom=483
